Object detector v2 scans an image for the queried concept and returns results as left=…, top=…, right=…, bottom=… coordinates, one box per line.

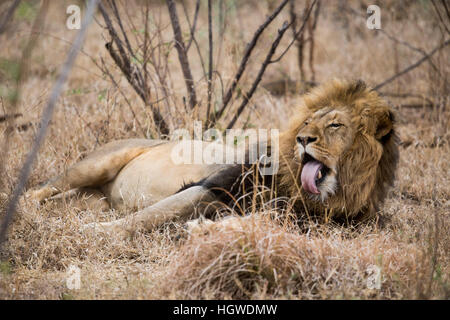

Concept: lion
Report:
left=26, top=79, right=399, bottom=236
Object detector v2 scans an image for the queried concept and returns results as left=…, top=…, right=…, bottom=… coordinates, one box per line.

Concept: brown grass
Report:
left=0, top=0, right=449, bottom=299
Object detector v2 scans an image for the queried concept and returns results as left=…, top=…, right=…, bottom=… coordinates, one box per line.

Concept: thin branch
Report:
left=206, top=0, right=213, bottom=127
left=373, top=39, right=450, bottom=91
left=0, top=0, right=100, bottom=246
left=290, top=0, right=305, bottom=80
left=379, top=92, right=434, bottom=105
left=166, top=0, right=197, bottom=109
left=100, top=56, right=146, bottom=137
left=431, top=0, right=450, bottom=35
left=109, top=0, right=136, bottom=58
left=377, top=29, right=440, bottom=74
left=341, top=5, right=443, bottom=78
left=270, top=0, right=317, bottom=64
left=181, top=0, right=201, bottom=52
left=307, top=0, right=321, bottom=82
left=212, top=0, right=290, bottom=126
left=180, top=0, right=206, bottom=77
left=98, top=2, right=169, bottom=136
left=227, top=21, right=291, bottom=130
left=0, top=0, right=20, bottom=35
left=441, top=0, right=450, bottom=23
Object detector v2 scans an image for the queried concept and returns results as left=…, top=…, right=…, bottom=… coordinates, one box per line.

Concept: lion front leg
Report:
left=83, top=186, right=218, bottom=238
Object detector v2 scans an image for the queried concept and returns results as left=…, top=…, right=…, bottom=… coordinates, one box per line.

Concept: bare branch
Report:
left=431, top=0, right=450, bottom=35
left=180, top=0, right=206, bottom=77
left=0, top=0, right=100, bottom=246
left=441, top=0, right=450, bottom=23
left=270, top=0, right=317, bottom=64
left=99, top=55, right=146, bottom=137
left=98, top=2, right=170, bottom=136
left=377, top=29, right=440, bottom=74
left=373, top=39, right=450, bottom=91
left=379, top=92, right=434, bottom=105
left=0, top=0, right=20, bottom=35
left=206, top=0, right=213, bottom=126
left=227, top=21, right=291, bottom=129
left=181, top=0, right=201, bottom=52
left=166, top=0, right=197, bottom=109
left=212, top=0, right=290, bottom=126
left=340, top=5, right=445, bottom=80
left=307, top=0, right=321, bottom=82
left=109, top=0, right=136, bottom=58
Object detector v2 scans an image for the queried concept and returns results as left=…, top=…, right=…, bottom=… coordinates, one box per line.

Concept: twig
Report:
left=206, top=0, right=213, bottom=127
left=99, top=57, right=146, bottom=137
left=0, top=0, right=100, bottom=246
left=270, top=0, right=317, bottom=64
left=109, top=0, right=136, bottom=59
left=98, top=2, right=169, bottom=135
left=379, top=92, right=435, bottom=105
left=431, top=0, right=450, bottom=35
left=373, top=39, right=450, bottom=91
left=181, top=0, right=200, bottom=52
left=341, top=5, right=443, bottom=78
left=226, top=21, right=291, bottom=129
left=290, top=0, right=305, bottom=80
left=377, top=29, right=440, bottom=74
left=211, top=0, right=290, bottom=126
left=441, top=0, right=450, bottom=23
left=166, top=0, right=197, bottom=109
left=0, top=0, right=20, bottom=35
left=307, top=0, right=321, bottom=82
left=180, top=0, right=206, bottom=77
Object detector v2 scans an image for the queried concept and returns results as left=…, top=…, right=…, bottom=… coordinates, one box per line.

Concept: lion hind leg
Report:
left=27, top=139, right=165, bottom=203
left=47, top=187, right=110, bottom=212
left=83, top=186, right=217, bottom=238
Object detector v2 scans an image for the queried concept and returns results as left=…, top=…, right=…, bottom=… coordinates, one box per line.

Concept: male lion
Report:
left=27, top=79, right=399, bottom=236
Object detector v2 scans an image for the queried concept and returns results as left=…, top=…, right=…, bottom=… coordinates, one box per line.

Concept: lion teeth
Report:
left=317, top=170, right=322, bottom=180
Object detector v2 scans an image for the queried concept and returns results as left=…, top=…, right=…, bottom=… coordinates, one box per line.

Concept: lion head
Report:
left=278, top=79, right=399, bottom=221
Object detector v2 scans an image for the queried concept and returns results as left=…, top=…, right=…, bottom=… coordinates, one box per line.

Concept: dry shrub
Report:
left=165, top=214, right=435, bottom=299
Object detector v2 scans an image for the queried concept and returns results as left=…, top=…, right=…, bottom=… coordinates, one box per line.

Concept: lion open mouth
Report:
left=301, top=154, right=329, bottom=194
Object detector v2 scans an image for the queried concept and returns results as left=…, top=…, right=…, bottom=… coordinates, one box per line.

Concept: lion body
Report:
left=103, top=142, right=228, bottom=211
left=28, top=79, right=399, bottom=234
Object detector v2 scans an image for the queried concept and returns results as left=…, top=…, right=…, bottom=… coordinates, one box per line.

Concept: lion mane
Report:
left=275, top=79, right=399, bottom=221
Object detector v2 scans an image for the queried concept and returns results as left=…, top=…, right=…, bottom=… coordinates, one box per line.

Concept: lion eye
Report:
left=328, top=123, right=343, bottom=128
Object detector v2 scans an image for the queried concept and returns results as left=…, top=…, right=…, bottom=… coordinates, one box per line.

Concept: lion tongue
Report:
left=301, top=161, right=323, bottom=194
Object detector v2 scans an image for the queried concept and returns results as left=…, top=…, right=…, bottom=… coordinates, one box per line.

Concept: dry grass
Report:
left=0, top=0, right=449, bottom=299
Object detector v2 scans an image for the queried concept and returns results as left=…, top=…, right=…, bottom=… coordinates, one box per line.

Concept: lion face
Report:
left=280, top=79, right=399, bottom=219
left=295, top=107, right=355, bottom=201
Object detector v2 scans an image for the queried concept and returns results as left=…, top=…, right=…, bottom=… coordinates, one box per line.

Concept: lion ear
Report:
left=375, top=109, right=394, bottom=141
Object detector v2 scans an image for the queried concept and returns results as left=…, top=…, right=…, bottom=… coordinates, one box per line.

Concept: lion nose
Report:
left=296, top=135, right=317, bottom=147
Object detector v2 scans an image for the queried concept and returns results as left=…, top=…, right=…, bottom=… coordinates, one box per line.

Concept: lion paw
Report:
left=185, top=218, right=214, bottom=236
left=81, top=221, right=129, bottom=240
